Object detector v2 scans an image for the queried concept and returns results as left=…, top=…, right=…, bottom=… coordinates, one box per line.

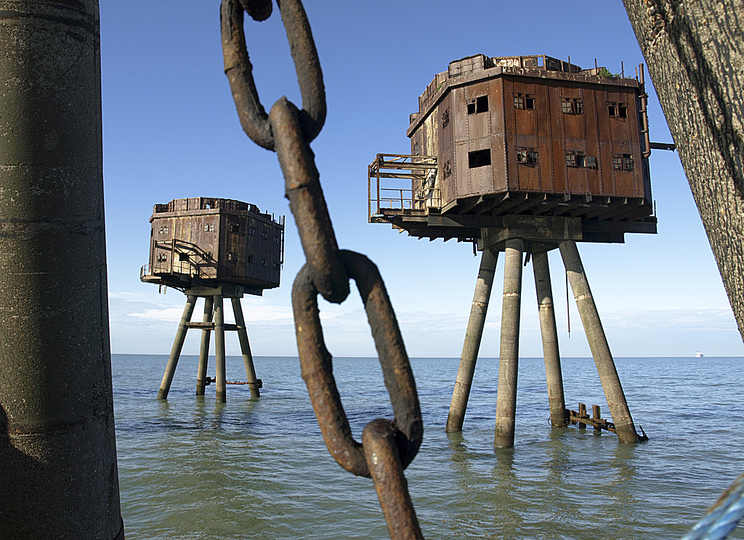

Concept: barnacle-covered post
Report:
left=0, top=1, right=124, bottom=537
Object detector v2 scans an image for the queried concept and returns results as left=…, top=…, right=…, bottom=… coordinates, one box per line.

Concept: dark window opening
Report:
left=623, top=154, right=634, bottom=170
left=179, top=253, right=190, bottom=262
left=441, top=108, right=450, bottom=128
left=525, top=95, right=535, bottom=109
left=443, top=160, right=452, bottom=178
left=468, top=95, right=489, bottom=115
left=247, top=255, right=255, bottom=264
left=516, top=149, right=538, bottom=166
left=562, top=98, right=583, bottom=114
left=468, top=149, right=491, bottom=168
left=608, top=102, right=628, bottom=118
left=227, top=223, right=239, bottom=233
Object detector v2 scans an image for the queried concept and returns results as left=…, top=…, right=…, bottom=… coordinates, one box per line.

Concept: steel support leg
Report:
left=532, top=251, right=567, bottom=427
left=158, top=295, right=197, bottom=399
left=214, top=295, right=227, bottom=403
left=196, top=296, right=214, bottom=395
left=494, top=239, right=524, bottom=449
left=559, top=241, right=639, bottom=443
left=231, top=298, right=260, bottom=398
left=446, top=248, right=498, bottom=432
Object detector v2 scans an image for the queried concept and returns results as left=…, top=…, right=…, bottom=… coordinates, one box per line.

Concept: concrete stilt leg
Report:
left=532, top=251, right=567, bottom=427
left=214, top=295, right=227, bottom=403
left=559, top=241, right=639, bottom=443
left=494, top=239, right=524, bottom=449
left=446, top=248, right=499, bottom=432
left=158, top=295, right=197, bottom=399
left=196, top=296, right=214, bottom=395
left=232, top=298, right=260, bottom=398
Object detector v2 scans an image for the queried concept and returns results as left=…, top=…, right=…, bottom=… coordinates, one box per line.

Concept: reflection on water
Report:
left=113, top=355, right=744, bottom=539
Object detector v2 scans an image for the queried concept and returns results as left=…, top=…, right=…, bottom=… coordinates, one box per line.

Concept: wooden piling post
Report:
left=232, top=298, right=261, bottom=398
left=196, top=296, right=214, bottom=395
left=532, top=251, right=568, bottom=427
left=214, top=295, right=227, bottom=403
left=494, top=239, right=524, bottom=448
left=158, top=294, right=197, bottom=399
left=559, top=241, right=639, bottom=443
left=446, top=248, right=499, bottom=432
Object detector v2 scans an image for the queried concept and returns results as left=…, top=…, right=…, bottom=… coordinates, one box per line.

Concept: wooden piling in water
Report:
left=532, top=251, right=568, bottom=427
left=446, top=248, right=499, bottom=432
left=559, top=241, right=639, bottom=443
left=494, top=239, right=524, bottom=449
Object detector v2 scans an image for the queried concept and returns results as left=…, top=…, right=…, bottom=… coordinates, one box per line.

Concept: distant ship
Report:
left=695, top=351, right=704, bottom=358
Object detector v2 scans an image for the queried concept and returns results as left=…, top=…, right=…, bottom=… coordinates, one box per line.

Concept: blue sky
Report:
left=99, top=1, right=743, bottom=358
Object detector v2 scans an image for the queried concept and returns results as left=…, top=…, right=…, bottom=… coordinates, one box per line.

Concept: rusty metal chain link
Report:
left=220, top=1, right=424, bottom=537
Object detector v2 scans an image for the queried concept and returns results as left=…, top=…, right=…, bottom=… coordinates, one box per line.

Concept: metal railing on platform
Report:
left=368, top=153, right=441, bottom=220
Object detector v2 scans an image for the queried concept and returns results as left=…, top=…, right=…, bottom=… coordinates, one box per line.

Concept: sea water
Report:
left=112, top=355, right=744, bottom=539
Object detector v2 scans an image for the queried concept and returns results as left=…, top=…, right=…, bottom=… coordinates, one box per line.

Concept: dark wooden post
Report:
left=0, top=1, right=124, bottom=537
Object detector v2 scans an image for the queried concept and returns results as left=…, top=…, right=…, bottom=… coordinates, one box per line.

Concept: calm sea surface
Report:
left=112, top=354, right=744, bottom=539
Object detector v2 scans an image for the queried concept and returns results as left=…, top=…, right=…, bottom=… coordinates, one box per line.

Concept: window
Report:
left=261, top=231, right=268, bottom=240
left=249, top=227, right=256, bottom=236
left=525, top=95, right=535, bottom=109
left=441, top=107, right=450, bottom=128
left=179, top=252, right=189, bottom=262
left=227, top=252, right=238, bottom=262
left=566, top=152, right=596, bottom=169
left=272, top=262, right=280, bottom=270
left=562, top=98, right=583, bottom=114
left=156, top=253, right=167, bottom=262
left=413, top=141, right=420, bottom=156
left=516, top=149, right=538, bottom=166
left=247, top=255, right=254, bottom=264
left=273, top=236, right=281, bottom=244
left=468, top=149, right=491, bottom=168
left=158, top=225, right=169, bottom=235
left=261, top=258, right=267, bottom=267
left=443, top=160, right=452, bottom=178
left=203, top=222, right=214, bottom=232
left=468, top=95, right=489, bottom=114
left=608, top=102, right=628, bottom=118
left=513, top=93, right=535, bottom=110
left=514, top=94, right=524, bottom=110
left=227, top=223, right=239, bottom=233
left=612, top=153, right=634, bottom=171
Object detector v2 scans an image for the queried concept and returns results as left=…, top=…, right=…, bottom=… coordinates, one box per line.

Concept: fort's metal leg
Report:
left=196, top=296, right=214, bottom=395
left=532, top=251, right=567, bottom=427
left=494, top=239, right=524, bottom=449
left=231, top=298, right=261, bottom=398
left=559, top=241, right=639, bottom=443
left=446, top=248, right=498, bottom=432
left=214, top=295, right=227, bottom=403
left=158, top=294, right=197, bottom=399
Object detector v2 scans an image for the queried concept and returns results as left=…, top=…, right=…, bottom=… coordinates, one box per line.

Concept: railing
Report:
left=143, top=239, right=219, bottom=280
left=368, top=154, right=440, bottom=220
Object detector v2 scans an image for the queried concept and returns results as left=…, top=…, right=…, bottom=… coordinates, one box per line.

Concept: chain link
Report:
left=220, top=1, right=424, bottom=537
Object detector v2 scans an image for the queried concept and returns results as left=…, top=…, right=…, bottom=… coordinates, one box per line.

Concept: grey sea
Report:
left=112, top=354, right=744, bottom=539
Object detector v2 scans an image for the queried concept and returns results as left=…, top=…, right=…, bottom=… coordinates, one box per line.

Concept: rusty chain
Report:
left=220, top=1, right=424, bottom=537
